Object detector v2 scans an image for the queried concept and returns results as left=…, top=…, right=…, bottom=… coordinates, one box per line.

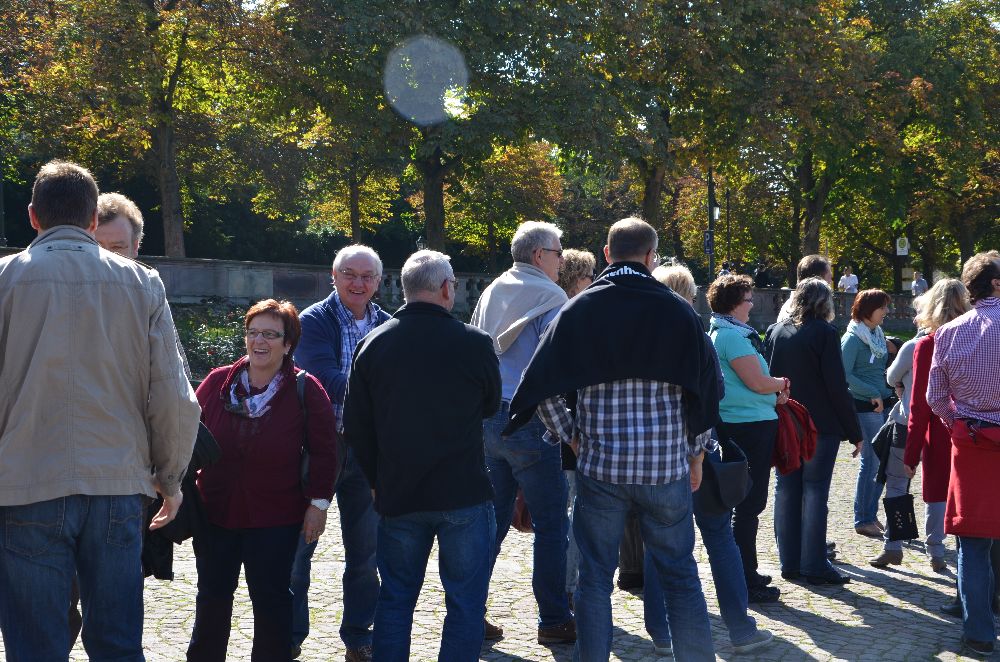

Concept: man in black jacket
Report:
left=344, top=250, right=501, bottom=661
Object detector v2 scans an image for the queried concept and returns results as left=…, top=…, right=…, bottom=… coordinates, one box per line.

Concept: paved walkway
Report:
left=7, top=444, right=990, bottom=660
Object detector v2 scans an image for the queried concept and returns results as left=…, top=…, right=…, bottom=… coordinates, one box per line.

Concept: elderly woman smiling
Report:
left=188, top=299, right=338, bottom=662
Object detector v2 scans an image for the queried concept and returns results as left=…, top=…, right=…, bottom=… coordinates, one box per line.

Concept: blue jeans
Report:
left=925, top=501, right=947, bottom=559
left=188, top=522, right=300, bottom=662
left=573, top=473, right=713, bottom=662
left=374, top=502, right=495, bottom=662
left=854, top=410, right=888, bottom=527
left=0, top=495, right=146, bottom=661
left=484, top=405, right=571, bottom=628
left=774, top=433, right=841, bottom=576
left=292, top=448, right=379, bottom=649
left=643, top=459, right=757, bottom=646
left=958, top=536, right=997, bottom=643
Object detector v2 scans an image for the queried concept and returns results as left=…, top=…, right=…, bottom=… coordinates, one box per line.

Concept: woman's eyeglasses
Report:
left=245, top=329, right=284, bottom=340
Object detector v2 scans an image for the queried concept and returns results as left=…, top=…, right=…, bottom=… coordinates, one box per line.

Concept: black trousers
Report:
left=187, top=522, right=300, bottom=662
left=718, top=419, right=779, bottom=583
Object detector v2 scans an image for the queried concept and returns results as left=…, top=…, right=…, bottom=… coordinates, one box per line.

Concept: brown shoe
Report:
left=869, top=549, right=903, bottom=568
left=855, top=522, right=882, bottom=539
left=484, top=618, right=504, bottom=641
left=344, top=646, right=373, bottom=662
left=538, top=619, right=576, bottom=645
left=875, top=519, right=885, bottom=532
left=930, top=556, right=947, bottom=572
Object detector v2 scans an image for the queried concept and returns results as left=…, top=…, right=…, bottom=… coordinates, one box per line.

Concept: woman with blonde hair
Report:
left=557, top=248, right=597, bottom=298
left=904, top=279, right=972, bottom=571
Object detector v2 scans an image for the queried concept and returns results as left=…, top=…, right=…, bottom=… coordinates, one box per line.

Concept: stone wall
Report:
left=0, top=247, right=918, bottom=331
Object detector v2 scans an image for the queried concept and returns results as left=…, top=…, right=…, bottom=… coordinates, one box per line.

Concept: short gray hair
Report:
left=333, top=245, right=383, bottom=275
left=652, top=263, right=697, bottom=302
left=789, top=277, right=835, bottom=324
left=511, top=221, right=562, bottom=264
left=401, top=250, right=453, bottom=301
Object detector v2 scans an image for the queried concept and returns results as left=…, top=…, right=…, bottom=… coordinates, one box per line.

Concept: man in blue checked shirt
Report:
left=291, top=245, right=390, bottom=662
left=507, top=217, right=721, bottom=662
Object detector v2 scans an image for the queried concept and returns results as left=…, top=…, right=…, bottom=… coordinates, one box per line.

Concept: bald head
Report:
left=606, top=217, right=658, bottom=264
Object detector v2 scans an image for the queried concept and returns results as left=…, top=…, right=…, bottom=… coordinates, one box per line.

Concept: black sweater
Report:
left=763, top=318, right=863, bottom=443
left=343, top=302, right=501, bottom=516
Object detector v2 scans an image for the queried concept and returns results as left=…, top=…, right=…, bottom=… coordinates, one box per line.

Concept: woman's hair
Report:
left=245, top=299, right=302, bottom=354
left=652, top=263, right=697, bottom=303
left=914, top=278, right=971, bottom=331
left=850, top=289, right=891, bottom=322
left=557, top=249, right=597, bottom=295
left=789, top=277, right=834, bottom=324
left=707, top=274, right=753, bottom=314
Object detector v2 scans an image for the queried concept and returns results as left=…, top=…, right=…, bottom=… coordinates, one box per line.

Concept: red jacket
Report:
left=904, top=334, right=951, bottom=503
left=195, top=356, right=338, bottom=529
left=945, top=420, right=1000, bottom=539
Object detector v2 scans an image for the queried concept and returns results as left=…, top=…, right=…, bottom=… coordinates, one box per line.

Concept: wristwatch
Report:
left=309, top=498, right=331, bottom=511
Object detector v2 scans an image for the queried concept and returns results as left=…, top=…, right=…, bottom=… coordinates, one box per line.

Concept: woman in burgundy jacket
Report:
left=187, top=299, right=338, bottom=662
left=903, top=279, right=970, bottom=571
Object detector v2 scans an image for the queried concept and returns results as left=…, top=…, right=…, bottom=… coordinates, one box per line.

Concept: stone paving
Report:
left=7, top=444, right=991, bottom=660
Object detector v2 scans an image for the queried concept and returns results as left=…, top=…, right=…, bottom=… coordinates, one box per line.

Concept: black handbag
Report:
left=694, top=436, right=753, bottom=517
left=883, top=480, right=919, bottom=541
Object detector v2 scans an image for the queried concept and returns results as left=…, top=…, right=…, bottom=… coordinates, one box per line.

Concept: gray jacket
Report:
left=0, top=225, right=200, bottom=505
left=887, top=334, right=922, bottom=425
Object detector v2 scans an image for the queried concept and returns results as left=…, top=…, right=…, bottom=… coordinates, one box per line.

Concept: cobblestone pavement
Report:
left=9, top=444, right=991, bottom=660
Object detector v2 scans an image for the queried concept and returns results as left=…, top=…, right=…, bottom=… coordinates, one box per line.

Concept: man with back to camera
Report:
left=291, top=245, right=390, bottom=662
left=470, top=221, right=574, bottom=644
left=344, top=249, right=501, bottom=660
left=506, top=217, right=721, bottom=661
left=0, top=160, right=200, bottom=660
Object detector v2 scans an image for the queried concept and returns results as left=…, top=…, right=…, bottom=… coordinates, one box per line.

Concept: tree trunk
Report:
left=664, top=184, right=684, bottom=261
left=487, top=216, right=497, bottom=273
left=348, top=168, right=362, bottom=242
left=155, top=119, right=185, bottom=257
left=416, top=150, right=450, bottom=251
left=955, top=213, right=977, bottom=264
left=640, top=162, right=666, bottom=226
left=796, top=150, right=835, bottom=256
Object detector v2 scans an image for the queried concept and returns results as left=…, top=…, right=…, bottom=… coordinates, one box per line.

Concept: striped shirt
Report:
left=927, top=297, right=1000, bottom=428
left=537, top=379, right=713, bottom=485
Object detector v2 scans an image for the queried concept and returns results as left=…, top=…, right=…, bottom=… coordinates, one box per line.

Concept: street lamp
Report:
left=416, top=235, right=426, bottom=251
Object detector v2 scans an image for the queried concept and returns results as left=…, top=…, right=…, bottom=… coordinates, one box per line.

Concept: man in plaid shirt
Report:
left=512, top=218, right=719, bottom=661
left=927, top=250, right=1000, bottom=658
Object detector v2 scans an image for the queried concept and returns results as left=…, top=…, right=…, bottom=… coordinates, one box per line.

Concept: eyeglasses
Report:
left=742, top=297, right=754, bottom=304
left=540, top=248, right=563, bottom=259
left=337, top=269, right=380, bottom=285
left=245, top=329, right=284, bottom=340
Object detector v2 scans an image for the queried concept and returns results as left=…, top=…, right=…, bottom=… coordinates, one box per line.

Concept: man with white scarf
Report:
left=471, top=221, right=575, bottom=645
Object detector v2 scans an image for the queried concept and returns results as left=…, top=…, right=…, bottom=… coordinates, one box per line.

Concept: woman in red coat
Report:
left=903, top=279, right=970, bottom=571
left=188, top=299, right=338, bottom=662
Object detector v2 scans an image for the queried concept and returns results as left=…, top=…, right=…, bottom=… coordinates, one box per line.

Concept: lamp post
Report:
left=416, top=235, right=426, bottom=251
left=706, top=167, right=720, bottom=277
left=726, top=189, right=731, bottom=265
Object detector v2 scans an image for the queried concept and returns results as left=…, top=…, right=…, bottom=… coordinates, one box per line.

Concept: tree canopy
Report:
left=2, top=0, right=997, bottom=286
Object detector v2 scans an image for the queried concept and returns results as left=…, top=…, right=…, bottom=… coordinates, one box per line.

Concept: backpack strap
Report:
left=296, top=369, right=309, bottom=453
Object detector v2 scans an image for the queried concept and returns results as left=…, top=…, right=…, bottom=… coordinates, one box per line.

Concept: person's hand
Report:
left=302, top=506, right=327, bottom=545
left=776, top=390, right=790, bottom=406
left=689, top=451, right=704, bottom=492
left=851, top=440, right=863, bottom=458
left=904, top=464, right=916, bottom=479
left=871, top=396, right=884, bottom=413
left=570, top=435, right=580, bottom=457
left=149, top=492, right=183, bottom=530
left=894, top=385, right=904, bottom=400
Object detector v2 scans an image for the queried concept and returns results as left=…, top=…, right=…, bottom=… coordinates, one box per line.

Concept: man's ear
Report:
left=28, top=204, right=41, bottom=233
left=86, top=209, right=98, bottom=234
left=603, top=244, right=611, bottom=263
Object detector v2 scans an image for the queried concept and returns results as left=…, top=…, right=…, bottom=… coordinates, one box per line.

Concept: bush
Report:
left=173, top=299, right=246, bottom=380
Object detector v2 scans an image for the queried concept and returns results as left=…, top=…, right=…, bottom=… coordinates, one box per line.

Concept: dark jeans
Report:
left=718, top=419, right=779, bottom=583
left=188, top=522, right=300, bottom=662
left=374, top=502, right=496, bottom=661
left=0, top=495, right=147, bottom=661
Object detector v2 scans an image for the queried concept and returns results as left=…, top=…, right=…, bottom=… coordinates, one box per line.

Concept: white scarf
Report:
left=471, top=262, right=567, bottom=354
left=228, top=368, right=284, bottom=418
left=847, top=319, right=887, bottom=359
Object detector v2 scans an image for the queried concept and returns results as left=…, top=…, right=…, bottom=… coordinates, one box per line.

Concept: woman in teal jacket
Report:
left=841, top=289, right=894, bottom=539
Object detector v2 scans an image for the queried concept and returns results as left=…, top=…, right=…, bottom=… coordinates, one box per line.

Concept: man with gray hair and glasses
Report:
left=344, top=250, right=501, bottom=659
left=471, top=221, right=574, bottom=644
left=292, top=245, right=390, bottom=662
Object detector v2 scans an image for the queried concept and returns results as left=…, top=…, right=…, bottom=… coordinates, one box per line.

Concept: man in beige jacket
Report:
left=0, top=161, right=201, bottom=660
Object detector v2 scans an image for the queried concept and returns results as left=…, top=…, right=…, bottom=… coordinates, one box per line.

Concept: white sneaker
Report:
left=732, top=629, right=774, bottom=654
